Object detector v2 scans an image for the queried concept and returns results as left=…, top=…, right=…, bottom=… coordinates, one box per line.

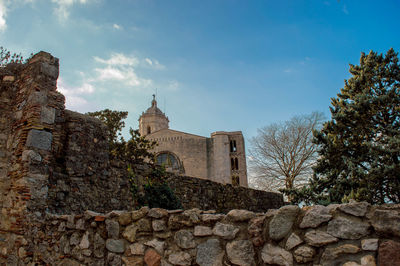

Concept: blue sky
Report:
left=1, top=0, right=399, bottom=142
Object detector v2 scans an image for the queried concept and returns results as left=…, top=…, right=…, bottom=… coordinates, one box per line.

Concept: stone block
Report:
left=2, top=76, right=14, bottom=82
left=26, top=129, right=52, bottom=150
left=41, top=106, right=55, bottom=124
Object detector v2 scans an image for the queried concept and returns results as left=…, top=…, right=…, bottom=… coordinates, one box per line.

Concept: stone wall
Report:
left=8, top=202, right=400, bottom=265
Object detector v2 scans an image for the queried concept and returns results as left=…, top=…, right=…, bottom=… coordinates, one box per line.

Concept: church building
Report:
left=139, top=96, right=248, bottom=187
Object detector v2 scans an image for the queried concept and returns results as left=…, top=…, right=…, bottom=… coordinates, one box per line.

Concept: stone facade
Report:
left=140, top=96, right=248, bottom=187
left=7, top=202, right=400, bottom=265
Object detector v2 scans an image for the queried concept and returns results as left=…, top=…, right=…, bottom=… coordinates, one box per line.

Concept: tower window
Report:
left=231, top=157, right=239, bottom=170
left=230, top=140, right=237, bottom=152
left=147, top=126, right=151, bottom=134
left=232, top=175, right=240, bottom=186
left=235, top=158, right=239, bottom=170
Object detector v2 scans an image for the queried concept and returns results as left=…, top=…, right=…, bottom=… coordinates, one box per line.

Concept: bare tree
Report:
left=249, top=112, right=324, bottom=195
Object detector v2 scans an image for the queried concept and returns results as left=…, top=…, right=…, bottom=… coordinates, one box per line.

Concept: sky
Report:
left=1, top=0, right=400, bottom=144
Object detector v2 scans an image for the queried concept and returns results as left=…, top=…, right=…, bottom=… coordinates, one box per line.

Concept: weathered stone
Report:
left=152, top=219, right=167, bottom=231
left=122, top=256, right=144, bottom=266
left=194, top=225, right=213, bottom=236
left=196, top=238, right=224, bottom=266
left=107, top=253, right=122, bottom=266
left=70, top=232, right=81, bottom=246
left=106, top=219, right=120, bottom=239
left=261, top=243, right=293, bottom=266
left=327, top=217, right=369, bottom=239
left=293, top=245, right=315, bottom=263
left=361, top=255, right=377, bottom=266
left=155, top=231, right=173, bottom=239
left=300, top=205, right=332, bottom=228
left=378, top=240, right=400, bottom=266
left=132, top=207, right=149, bottom=221
left=183, top=208, right=202, bottom=224
left=128, top=243, right=146, bottom=255
left=226, top=240, right=255, bottom=266
left=285, top=233, right=303, bottom=250
left=371, top=209, right=400, bottom=237
left=93, top=233, right=105, bottom=258
left=82, top=248, right=92, bottom=256
left=105, top=239, right=125, bottom=253
left=144, top=249, right=161, bottom=266
left=338, top=202, right=369, bottom=217
left=227, top=209, right=256, bottom=222
left=168, top=214, right=193, bottom=229
left=75, top=219, right=85, bottom=230
left=321, top=244, right=360, bottom=262
left=79, top=231, right=90, bottom=249
left=122, top=224, right=137, bottom=243
left=118, top=212, right=132, bottom=225
left=58, top=258, right=81, bottom=266
left=136, top=218, right=152, bottom=232
left=248, top=216, right=265, bottom=246
left=174, top=230, right=196, bottom=249
left=201, top=214, right=225, bottom=223
left=145, top=239, right=165, bottom=255
left=168, top=251, right=192, bottom=265
left=212, top=222, right=239, bottom=240
left=21, top=150, right=42, bottom=162
left=269, top=205, right=299, bottom=240
left=26, top=129, right=52, bottom=150
left=361, top=238, right=378, bottom=251
left=41, top=106, right=55, bottom=124
left=148, top=208, right=169, bottom=218
left=304, top=230, right=338, bottom=247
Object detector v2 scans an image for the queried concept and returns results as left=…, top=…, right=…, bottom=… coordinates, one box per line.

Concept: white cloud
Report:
left=0, top=0, right=8, bottom=31
left=113, top=23, right=122, bottom=30
left=57, top=77, right=95, bottom=110
left=167, top=80, right=179, bottom=91
left=144, top=57, right=165, bottom=70
left=95, top=66, right=152, bottom=87
left=94, top=53, right=139, bottom=66
left=51, top=0, right=90, bottom=21
left=342, top=4, right=349, bottom=15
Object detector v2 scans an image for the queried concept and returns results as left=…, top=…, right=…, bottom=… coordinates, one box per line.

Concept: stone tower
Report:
left=139, top=95, right=169, bottom=136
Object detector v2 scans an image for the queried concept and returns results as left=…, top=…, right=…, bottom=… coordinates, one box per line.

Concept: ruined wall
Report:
left=10, top=202, right=400, bottom=265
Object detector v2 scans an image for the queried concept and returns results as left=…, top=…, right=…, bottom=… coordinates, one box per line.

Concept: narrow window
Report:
left=231, top=158, right=235, bottom=170
left=230, top=141, right=233, bottom=152
left=235, top=158, right=239, bottom=170
left=232, top=175, right=239, bottom=186
left=147, top=126, right=151, bottom=134
left=233, top=140, right=237, bottom=152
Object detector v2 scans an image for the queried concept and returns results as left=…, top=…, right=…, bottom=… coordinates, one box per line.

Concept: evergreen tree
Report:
left=286, top=48, right=400, bottom=205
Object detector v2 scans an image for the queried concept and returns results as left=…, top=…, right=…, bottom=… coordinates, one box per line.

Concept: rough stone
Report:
left=361, top=255, right=377, bottom=266
left=371, top=209, right=400, bottom=237
left=293, top=245, right=315, bottom=263
left=152, top=219, right=167, bottom=231
left=136, top=218, right=152, bottom=232
left=105, top=239, right=125, bottom=253
left=41, top=106, right=55, bottom=124
left=378, top=240, right=400, bottom=266
left=132, top=207, right=149, bottom=221
left=227, top=209, right=256, bottom=222
left=168, top=214, right=193, bottom=229
left=128, top=243, right=146, bottom=256
left=300, top=205, right=332, bottom=228
left=26, top=129, right=52, bottom=150
left=122, top=256, right=144, bottom=266
left=194, top=225, right=213, bottom=236
left=174, top=229, right=196, bottom=249
left=168, top=251, right=192, bottom=265
left=79, top=231, right=90, bottom=249
left=70, top=232, right=81, bottom=246
left=148, top=208, right=169, bottom=218
left=261, top=243, right=293, bottom=266
left=145, top=239, right=165, bottom=255
left=201, top=214, right=225, bottom=223
left=321, top=244, right=360, bottom=262
left=107, top=253, right=122, bottom=266
left=212, top=222, right=239, bottom=240
left=106, top=219, right=120, bottom=239
left=304, top=230, right=338, bottom=247
left=285, top=233, right=303, bottom=250
left=269, top=205, right=299, bottom=240
left=338, top=202, right=369, bottom=217
left=93, top=233, right=105, bottom=258
left=361, top=238, right=378, bottom=251
left=327, top=217, right=370, bottom=239
left=144, top=249, right=161, bottom=266
left=196, top=238, right=224, bottom=266
left=118, top=212, right=132, bottom=225
left=122, top=224, right=137, bottom=243
left=248, top=216, right=265, bottom=246
left=226, top=240, right=255, bottom=266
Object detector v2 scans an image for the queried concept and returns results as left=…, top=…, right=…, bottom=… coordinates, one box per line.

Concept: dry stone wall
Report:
left=13, top=202, right=400, bottom=265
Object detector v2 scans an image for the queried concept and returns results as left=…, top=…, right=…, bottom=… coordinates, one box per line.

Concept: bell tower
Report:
left=139, top=95, right=169, bottom=136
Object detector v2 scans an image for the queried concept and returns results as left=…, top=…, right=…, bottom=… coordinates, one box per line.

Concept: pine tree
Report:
left=287, top=48, right=400, bottom=205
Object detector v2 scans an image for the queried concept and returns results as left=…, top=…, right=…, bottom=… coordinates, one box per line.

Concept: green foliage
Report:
left=88, top=109, right=181, bottom=209
left=287, top=48, right=400, bottom=205
left=0, top=46, right=24, bottom=66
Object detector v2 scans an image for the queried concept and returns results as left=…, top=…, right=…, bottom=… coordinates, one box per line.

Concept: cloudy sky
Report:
left=1, top=0, right=399, bottom=141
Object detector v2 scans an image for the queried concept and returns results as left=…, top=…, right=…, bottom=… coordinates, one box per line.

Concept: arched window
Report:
left=230, top=140, right=237, bottom=152
left=156, top=152, right=181, bottom=171
left=147, top=126, right=151, bottom=134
